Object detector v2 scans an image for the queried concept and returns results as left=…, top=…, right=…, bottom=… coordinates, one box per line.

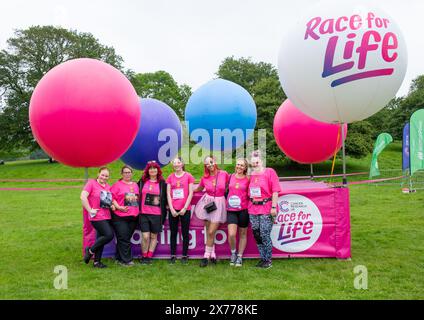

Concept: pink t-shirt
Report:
left=83, top=179, right=112, bottom=221
left=166, top=172, right=195, bottom=211
left=110, top=180, right=140, bottom=218
left=226, top=175, right=250, bottom=211
left=248, top=168, right=281, bottom=215
left=199, top=170, right=229, bottom=197
left=141, top=180, right=161, bottom=216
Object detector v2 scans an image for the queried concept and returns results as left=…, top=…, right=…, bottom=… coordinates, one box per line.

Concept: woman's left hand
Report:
left=270, top=208, right=277, bottom=217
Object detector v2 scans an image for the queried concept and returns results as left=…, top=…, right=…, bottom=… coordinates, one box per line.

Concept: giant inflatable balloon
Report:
left=121, top=98, right=182, bottom=170
left=29, top=58, right=140, bottom=167
left=185, top=79, right=257, bottom=151
left=278, top=0, right=407, bottom=124
left=273, top=99, right=347, bottom=164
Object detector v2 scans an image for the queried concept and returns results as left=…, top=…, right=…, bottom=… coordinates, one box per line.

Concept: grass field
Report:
left=0, top=142, right=423, bottom=299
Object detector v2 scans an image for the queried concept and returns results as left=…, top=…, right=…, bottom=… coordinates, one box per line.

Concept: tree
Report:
left=216, top=57, right=286, bottom=164
left=0, top=25, right=124, bottom=153
left=129, top=71, right=191, bottom=120
left=344, top=121, right=375, bottom=158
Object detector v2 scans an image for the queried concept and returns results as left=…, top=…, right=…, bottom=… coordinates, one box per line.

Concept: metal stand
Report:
left=310, top=164, right=314, bottom=180
left=341, top=124, right=347, bottom=187
left=84, top=168, right=89, bottom=183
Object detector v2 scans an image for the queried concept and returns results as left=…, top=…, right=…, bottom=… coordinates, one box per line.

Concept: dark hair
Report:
left=141, top=161, right=164, bottom=182
left=119, top=165, right=133, bottom=180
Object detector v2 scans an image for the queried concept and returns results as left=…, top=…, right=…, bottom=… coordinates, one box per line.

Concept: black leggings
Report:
left=91, top=220, right=114, bottom=262
left=169, top=210, right=191, bottom=257
left=111, top=215, right=138, bottom=263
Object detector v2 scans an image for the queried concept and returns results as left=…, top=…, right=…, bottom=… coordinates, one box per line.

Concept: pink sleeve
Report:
left=269, top=169, right=282, bottom=193
left=166, top=175, right=172, bottom=184
left=83, top=180, right=93, bottom=194
left=188, top=173, right=195, bottom=184
left=198, top=177, right=205, bottom=188
left=110, top=182, right=119, bottom=200
left=224, top=171, right=229, bottom=184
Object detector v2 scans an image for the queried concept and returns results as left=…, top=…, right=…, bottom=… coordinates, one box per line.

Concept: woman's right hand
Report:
left=119, top=206, right=129, bottom=213
left=170, top=208, right=178, bottom=217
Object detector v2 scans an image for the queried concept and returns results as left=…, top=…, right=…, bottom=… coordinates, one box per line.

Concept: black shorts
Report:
left=227, top=209, right=249, bottom=228
left=139, top=214, right=162, bottom=234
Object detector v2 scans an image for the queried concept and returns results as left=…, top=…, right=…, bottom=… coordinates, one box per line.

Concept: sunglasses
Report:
left=122, top=171, right=132, bottom=174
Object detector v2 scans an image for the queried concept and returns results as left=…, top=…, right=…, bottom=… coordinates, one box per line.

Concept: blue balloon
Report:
left=121, top=98, right=182, bottom=170
left=185, top=79, right=257, bottom=151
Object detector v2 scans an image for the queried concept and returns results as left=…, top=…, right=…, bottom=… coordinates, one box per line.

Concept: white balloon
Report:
left=278, top=0, right=407, bottom=124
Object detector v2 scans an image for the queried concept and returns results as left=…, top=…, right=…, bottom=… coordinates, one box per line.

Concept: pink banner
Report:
left=83, top=180, right=351, bottom=259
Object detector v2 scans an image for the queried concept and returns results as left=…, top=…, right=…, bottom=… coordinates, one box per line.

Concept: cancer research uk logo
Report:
left=271, top=194, right=322, bottom=253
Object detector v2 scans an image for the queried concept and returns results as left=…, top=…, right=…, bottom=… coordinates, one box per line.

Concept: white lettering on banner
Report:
left=201, top=228, right=228, bottom=245
left=271, top=194, right=323, bottom=253
left=131, top=229, right=197, bottom=250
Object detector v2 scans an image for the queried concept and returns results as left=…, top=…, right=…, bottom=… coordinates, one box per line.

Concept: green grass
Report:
left=0, top=141, right=423, bottom=299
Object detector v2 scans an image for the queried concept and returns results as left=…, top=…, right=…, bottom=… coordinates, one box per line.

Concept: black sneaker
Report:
left=181, top=256, right=189, bottom=265
left=260, top=260, right=272, bottom=269
left=255, top=260, right=265, bottom=268
left=210, top=257, right=217, bottom=265
left=139, top=257, right=148, bottom=264
left=199, top=258, right=209, bottom=267
left=83, top=247, right=93, bottom=264
left=169, top=256, right=177, bottom=264
left=146, top=257, right=153, bottom=265
left=93, top=261, right=107, bottom=268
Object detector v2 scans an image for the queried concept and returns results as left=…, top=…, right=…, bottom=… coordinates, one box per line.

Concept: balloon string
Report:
left=330, top=124, right=342, bottom=182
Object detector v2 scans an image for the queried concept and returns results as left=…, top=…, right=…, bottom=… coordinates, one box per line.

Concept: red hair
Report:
left=203, top=156, right=220, bottom=178
left=142, top=161, right=164, bottom=182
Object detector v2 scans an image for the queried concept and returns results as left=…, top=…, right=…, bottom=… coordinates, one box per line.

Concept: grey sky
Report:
left=1, top=0, right=422, bottom=96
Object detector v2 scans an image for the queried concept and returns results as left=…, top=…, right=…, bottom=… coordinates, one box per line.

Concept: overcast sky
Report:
left=1, top=0, right=422, bottom=96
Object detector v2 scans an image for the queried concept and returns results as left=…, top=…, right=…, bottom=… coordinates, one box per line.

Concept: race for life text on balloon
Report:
left=304, top=12, right=399, bottom=87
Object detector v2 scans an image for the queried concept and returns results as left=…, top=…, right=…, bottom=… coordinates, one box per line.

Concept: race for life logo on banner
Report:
left=271, top=194, right=323, bottom=253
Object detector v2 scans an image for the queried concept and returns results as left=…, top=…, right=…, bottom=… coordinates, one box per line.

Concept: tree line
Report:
left=0, top=26, right=422, bottom=164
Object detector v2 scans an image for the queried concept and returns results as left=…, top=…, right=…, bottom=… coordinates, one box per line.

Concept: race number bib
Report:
left=250, top=187, right=262, bottom=198
left=172, top=188, right=184, bottom=200
left=228, top=196, right=241, bottom=209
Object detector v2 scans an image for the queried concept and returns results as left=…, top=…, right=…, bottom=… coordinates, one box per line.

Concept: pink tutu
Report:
left=194, top=193, right=227, bottom=223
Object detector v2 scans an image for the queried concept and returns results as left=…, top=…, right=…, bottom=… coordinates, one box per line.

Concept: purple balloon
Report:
left=121, top=98, right=182, bottom=170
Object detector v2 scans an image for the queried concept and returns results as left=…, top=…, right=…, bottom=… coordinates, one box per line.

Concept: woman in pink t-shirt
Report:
left=166, top=157, right=195, bottom=264
left=110, top=165, right=140, bottom=266
left=138, top=161, right=167, bottom=264
left=248, top=150, right=281, bottom=269
left=194, top=155, right=229, bottom=267
left=226, top=158, right=250, bottom=267
left=81, top=167, right=114, bottom=268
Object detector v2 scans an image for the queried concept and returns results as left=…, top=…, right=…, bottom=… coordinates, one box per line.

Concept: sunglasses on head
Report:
left=147, top=160, right=157, bottom=164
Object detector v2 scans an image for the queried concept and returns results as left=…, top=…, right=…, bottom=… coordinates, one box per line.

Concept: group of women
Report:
left=80, top=150, right=281, bottom=269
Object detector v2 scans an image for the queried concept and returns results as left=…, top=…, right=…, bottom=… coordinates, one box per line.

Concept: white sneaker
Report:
left=235, top=256, right=243, bottom=267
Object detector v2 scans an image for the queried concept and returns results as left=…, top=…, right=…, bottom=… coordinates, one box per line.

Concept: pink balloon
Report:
left=273, top=99, right=347, bottom=164
left=29, top=58, right=140, bottom=167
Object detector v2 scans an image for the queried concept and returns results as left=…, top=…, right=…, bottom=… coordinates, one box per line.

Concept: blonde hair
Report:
left=235, top=158, right=249, bottom=175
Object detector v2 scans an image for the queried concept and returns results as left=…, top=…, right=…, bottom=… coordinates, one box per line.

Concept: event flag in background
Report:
left=369, top=133, right=393, bottom=178
left=402, top=123, right=410, bottom=173
left=410, top=109, right=424, bottom=176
